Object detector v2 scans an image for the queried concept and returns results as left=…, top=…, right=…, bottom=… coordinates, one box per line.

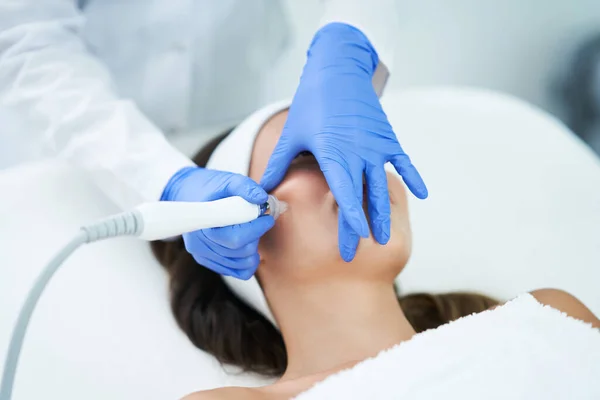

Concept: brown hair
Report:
left=150, top=130, right=498, bottom=377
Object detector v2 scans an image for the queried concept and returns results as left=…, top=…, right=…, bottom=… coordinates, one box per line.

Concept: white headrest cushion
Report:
left=205, top=99, right=291, bottom=326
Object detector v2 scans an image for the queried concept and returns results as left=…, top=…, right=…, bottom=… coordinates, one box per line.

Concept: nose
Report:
left=271, top=167, right=330, bottom=207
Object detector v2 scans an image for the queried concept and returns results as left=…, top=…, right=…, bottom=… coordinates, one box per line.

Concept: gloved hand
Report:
left=261, top=23, right=428, bottom=262
left=161, top=166, right=274, bottom=280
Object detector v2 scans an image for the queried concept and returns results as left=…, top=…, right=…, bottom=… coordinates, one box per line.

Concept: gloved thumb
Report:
left=223, top=174, right=269, bottom=205
left=260, top=135, right=296, bottom=192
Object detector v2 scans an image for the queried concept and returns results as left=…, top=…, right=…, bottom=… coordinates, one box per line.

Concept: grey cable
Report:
left=0, top=210, right=143, bottom=400
left=0, top=232, right=86, bottom=400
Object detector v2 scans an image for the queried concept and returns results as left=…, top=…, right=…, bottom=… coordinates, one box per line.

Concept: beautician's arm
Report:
left=0, top=1, right=193, bottom=210
left=320, top=0, right=399, bottom=94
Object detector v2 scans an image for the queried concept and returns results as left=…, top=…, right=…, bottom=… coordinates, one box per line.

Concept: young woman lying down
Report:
left=151, top=106, right=600, bottom=399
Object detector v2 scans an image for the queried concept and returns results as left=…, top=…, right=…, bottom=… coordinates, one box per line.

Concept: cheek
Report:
left=353, top=174, right=412, bottom=278
left=388, top=174, right=411, bottom=249
left=259, top=210, right=338, bottom=275
left=258, top=169, right=340, bottom=279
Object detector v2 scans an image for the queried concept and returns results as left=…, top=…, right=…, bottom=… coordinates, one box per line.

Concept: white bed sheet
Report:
left=1, top=87, right=599, bottom=399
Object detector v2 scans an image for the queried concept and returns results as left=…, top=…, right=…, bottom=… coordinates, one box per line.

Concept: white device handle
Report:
left=135, top=196, right=261, bottom=240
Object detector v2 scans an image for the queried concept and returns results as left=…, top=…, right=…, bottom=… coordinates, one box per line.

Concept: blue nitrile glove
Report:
left=161, top=166, right=274, bottom=280
left=261, top=23, right=428, bottom=262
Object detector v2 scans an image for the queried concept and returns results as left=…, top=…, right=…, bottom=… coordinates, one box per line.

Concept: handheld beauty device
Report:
left=0, top=195, right=287, bottom=400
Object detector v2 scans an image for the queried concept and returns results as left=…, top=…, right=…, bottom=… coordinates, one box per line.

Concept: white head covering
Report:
left=205, top=99, right=291, bottom=327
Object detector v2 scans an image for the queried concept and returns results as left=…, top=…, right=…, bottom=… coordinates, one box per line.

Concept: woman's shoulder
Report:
left=181, top=387, right=263, bottom=400
left=528, top=288, right=599, bottom=328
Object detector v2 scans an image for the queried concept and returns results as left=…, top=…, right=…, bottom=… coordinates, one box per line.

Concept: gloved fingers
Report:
left=197, top=230, right=259, bottom=259
left=260, top=132, right=296, bottom=192
left=233, top=264, right=260, bottom=281
left=182, top=234, right=242, bottom=273
left=192, top=253, right=259, bottom=279
left=202, top=216, right=275, bottom=249
left=338, top=212, right=361, bottom=262
left=191, top=254, right=235, bottom=276
left=183, top=233, right=260, bottom=274
left=223, top=174, right=269, bottom=204
left=391, top=154, right=428, bottom=199
left=365, top=163, right=391, bottom=245
left=320, top=158, right=369, bottom=238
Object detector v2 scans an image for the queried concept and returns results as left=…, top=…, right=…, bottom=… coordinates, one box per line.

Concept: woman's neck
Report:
left=266, top=279, right=415, bottom=381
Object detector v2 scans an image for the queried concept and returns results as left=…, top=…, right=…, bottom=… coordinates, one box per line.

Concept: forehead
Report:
left=248, top=110, right=288, bottom=182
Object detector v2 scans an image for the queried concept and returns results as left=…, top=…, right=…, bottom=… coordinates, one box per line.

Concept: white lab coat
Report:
left=0, top=0, right=398, bottom=210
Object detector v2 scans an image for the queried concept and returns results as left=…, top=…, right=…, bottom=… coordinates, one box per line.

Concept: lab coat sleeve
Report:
left=0, top=1, right=194, bottom=210
left=319, top=0, right=399, bottom=94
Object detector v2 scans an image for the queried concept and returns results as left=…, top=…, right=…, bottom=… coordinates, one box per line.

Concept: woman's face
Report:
left=248, top=111, right=412, bottom=286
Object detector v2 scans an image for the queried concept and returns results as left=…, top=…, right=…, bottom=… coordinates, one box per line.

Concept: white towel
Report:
left=294, top=294, right=600, bottom=399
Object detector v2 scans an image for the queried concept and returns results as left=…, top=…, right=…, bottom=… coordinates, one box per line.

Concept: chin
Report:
left=349, top=232, right=411, bottom=282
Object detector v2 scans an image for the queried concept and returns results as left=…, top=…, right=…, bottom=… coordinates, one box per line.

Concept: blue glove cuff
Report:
left=160, top=166, right=199, bottom=201
left=308, top=22, right=379, bottom=77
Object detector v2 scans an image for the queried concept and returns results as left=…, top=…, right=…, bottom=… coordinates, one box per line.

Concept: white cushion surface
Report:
left=1, top=88, right=599, bottom=399
left=394, top=88, right=600, bottom=312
